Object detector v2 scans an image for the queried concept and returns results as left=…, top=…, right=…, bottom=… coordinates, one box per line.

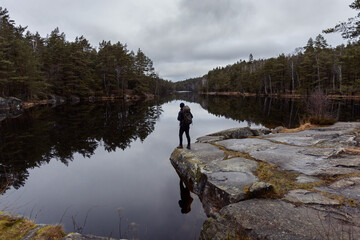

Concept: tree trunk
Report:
left=332, top=68, right=336, bottom=93
left=315, top=55, right=321, bottom=88
left=263, top=77, right=268, bottom=95
left=289, top=99, right=294, bottom=128
left=291, top=61, right=295, bottom=95
left=338, top=65, right=343, bottom=94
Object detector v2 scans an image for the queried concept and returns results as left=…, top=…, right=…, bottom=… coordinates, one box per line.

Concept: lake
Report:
left=0, top=95, right=359, bottom=239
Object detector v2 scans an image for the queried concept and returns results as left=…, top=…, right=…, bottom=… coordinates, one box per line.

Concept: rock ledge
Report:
left=170, top=122, right=360, bottom=239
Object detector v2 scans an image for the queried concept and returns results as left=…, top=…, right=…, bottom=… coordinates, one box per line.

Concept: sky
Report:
left=1, top=0, right=356, bottom=81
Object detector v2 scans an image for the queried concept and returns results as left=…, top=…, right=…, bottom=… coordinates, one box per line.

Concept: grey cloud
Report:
left=2, top=0, right=354, bottom=81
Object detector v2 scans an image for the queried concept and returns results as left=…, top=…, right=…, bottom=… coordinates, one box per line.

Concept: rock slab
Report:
left=170, top=123, right=360, bottom=239
left=170, top=143, right=263, bottom=214
left=200, top=199, right=360, bottom=240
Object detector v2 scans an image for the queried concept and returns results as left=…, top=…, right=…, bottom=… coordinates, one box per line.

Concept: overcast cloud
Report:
left=2, top=0, right=355, bottom=81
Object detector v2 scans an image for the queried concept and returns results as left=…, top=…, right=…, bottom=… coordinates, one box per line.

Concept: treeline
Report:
left=176, top=0, right=360, bottom=96
left=0, top=7, right=173, bottom=101
left=174, top=77, right=202, bottom=92
left=176, top=35, right=360, bottom=95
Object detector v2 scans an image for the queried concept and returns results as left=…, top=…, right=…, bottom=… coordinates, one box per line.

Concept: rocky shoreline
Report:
left=170, top=122, right=360, bottom=239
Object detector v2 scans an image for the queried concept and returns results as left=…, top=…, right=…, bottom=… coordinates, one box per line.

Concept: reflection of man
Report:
left=178, top=180, right=193, bottom=214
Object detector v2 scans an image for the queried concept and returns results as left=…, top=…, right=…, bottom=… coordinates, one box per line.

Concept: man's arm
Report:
left=177, top=111, right=183, bottom=121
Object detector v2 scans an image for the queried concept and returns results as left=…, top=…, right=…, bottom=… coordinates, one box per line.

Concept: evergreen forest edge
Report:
left=2, top=1, right=360, bottom=102
left=0, top=7, right=173, bottom=101
left=175, top=0, right=360, bottom=97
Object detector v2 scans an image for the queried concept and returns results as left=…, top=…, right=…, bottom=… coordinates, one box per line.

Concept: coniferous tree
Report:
left=324, top=0, right=360, bottom=40
left=43, top=28, right=68, bottom=96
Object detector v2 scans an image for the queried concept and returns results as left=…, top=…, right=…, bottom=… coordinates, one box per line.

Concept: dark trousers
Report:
left=179, top=125, right=190, bottom=147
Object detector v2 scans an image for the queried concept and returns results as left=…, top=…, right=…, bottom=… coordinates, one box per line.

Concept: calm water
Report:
left=0, top=95, right=359, bottom=239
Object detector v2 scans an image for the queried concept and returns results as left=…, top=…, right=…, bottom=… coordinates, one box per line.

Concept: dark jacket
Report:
left=177, top=108, right=193, bottom=127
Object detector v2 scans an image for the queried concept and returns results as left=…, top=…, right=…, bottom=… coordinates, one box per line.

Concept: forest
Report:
left=176, top=0, right=360, bottom=96
left=0, top=7, right=173, bottom=101
left=2, top=0, right=360, bottom=101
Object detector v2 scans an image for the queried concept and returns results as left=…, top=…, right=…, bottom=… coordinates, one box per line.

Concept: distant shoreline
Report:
left=22, top=93, right=155, bottom=109
left=198, top=91, right=360, bottom=99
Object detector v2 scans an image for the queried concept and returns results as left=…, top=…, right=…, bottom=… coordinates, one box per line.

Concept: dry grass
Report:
left=280, top=123, right=315, bottom=133
left=344, top=148, right=360, bottom=155
left=321, top=192, right=360, bottom=207
left=0, top=216, right=36, bottom=240
left=32, top=225, right=65, bottom=240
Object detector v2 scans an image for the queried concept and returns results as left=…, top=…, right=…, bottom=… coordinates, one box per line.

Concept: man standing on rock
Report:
left=177, top=102, right=193, bottom=149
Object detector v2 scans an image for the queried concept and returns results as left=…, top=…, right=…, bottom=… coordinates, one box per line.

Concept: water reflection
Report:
left=178, top=180, right=193, bottom=214
left=176, top=93, right=360, bottom=128
left=0, top=101, right=163, bottom=193
left=1, top=95, right=359, bottom=194
left=0, top=95, right=359, bottom=239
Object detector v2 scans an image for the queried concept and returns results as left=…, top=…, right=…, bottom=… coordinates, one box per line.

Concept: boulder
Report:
left=50, top=95, right=66, bottom=105
left=209, top=127, right=254, bottom=139
left=0, top=97, right=23, bottom=121
left=272, top=126, right=284, bottom=133
left=70, top=95, right=80, bottom=104
left=197, top=127, right=272, bottom=143
left=88, top=96, right=96, bottom=102
left=7, top=97, right=22, bottom=111
left=248, top=181, right=273, bottom=198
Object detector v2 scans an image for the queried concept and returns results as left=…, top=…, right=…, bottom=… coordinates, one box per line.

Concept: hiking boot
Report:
left=187, top=145, right=191, bottom=149
left=177, top=145, right=183, bottom=149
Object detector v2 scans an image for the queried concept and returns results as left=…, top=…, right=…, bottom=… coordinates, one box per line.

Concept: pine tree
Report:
left=43, top=27, right=68, bottom=96
left=324, top=0, right=360, bottom=39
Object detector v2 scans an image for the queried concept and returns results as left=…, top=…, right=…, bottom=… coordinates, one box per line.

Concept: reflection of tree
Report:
left=101, top=102, right=161, bottom=151
left=0, top=100, right=163, bottom=193
left=176, top=94, right=360, bottom=129
left=175, top=94, right=305, bottom=128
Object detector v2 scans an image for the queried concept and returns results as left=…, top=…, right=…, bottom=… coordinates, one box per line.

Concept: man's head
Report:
left=180, top=102, right=184, bottom=108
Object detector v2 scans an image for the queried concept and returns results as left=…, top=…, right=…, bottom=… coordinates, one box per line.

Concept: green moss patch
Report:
left=0, top=216, right=36, bottom=240
left=255, top=162, right=323, bottom=198
left=33, top=225, right=65, bottom=240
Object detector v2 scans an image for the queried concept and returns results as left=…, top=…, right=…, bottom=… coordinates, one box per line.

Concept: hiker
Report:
left=177, top=102, right=193, bottom=149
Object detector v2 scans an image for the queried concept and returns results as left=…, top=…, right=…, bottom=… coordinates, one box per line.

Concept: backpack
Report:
left=182, top=105, right=192, bottom=125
